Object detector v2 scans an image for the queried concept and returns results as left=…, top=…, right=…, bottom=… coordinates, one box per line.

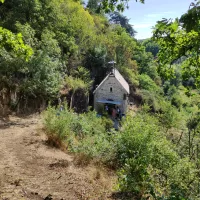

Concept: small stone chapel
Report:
left=93, top=68, right=130, bottom=115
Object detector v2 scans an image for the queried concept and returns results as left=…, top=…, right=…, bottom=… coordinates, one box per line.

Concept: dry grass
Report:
left=46, top=134, right=67, bottom=151
left=93, top=169, right=101, bottom=180
left=73, top=153, right=92, bottom=167
left=49, top=160, right=70, bottom=169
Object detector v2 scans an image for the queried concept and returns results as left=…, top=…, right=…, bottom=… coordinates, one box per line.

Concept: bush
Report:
left=42, top=105, right=117, bottom=165
left=171, top=94, right=183, bottom=109
left=43, top=105, right=199, bottom=199
left=158, top=102, right=184, bottom=131
left=139, top=89, right=165, bottom=112
left=139, top=74, right=161, bottom=93
left=43, top=105, right=73, bottom=148
left=116, top=112, right=198, bottom=199
left=116, top=113, right=176, bottom=197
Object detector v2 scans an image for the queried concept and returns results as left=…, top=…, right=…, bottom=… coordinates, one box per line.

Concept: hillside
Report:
left=1, top=0, right=200, bottom=199
left=0, top=115, right=116, bottom=200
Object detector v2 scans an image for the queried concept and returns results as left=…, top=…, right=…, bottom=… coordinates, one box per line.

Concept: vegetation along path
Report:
left=0, top=115, right=116, bottom=200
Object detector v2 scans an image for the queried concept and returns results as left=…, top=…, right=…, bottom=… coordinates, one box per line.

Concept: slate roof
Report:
left=93, top=68, right=130, bottom=94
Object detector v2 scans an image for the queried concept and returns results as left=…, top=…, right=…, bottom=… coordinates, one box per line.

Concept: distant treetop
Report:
left=98, top=0, right=145, bottom=12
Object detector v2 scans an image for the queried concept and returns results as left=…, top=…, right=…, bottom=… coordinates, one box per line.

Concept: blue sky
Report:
left=123, top=0, right=191, bottom=39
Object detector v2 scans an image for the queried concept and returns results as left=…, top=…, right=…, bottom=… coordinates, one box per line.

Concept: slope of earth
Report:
left=0, top=115, right=117, bottom=200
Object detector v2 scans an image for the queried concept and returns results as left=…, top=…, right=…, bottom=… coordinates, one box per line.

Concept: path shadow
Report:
left=110, top=192, right=137, bottom=200
left=0, top=116, right=11, bottom=129
left=0, top=113, right=38, bottom=130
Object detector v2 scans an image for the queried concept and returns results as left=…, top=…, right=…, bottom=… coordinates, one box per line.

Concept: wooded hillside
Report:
left=1, top=0, right=200, bottom=199
left=0, top=0, right=155, bottom=114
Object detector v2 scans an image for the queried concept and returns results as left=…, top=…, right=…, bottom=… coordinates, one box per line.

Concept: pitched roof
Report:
left=114, top=68, right=130, bottom=94
left=93, top=68, right=130, bottom=94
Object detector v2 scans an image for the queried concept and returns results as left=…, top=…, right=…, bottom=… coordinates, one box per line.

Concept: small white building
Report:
left=93, top=68, right=130, bottom=114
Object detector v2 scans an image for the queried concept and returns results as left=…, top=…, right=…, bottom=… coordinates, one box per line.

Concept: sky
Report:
left=123, top=0, right=192, bottom=39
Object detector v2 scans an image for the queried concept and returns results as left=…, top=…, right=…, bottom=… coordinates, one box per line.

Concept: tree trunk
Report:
left=70, top=90, right=75, bottom=110
left=85, top=93, right=89, bottom=111
left=189, top=130, right=191, bottom=156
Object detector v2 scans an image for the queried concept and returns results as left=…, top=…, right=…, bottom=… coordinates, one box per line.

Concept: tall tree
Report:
left=109, top=11, right=137, bottom=37
left=142, top=38, right=159, bottom=57
left=65, top=75, right=90, bottom=109
left=87, top=0, right=101, bottom=13
left=99, top=0, right=145, bottom=12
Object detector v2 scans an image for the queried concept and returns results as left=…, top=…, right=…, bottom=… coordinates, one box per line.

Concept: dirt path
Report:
left=0, top=115, right=116, bottom=200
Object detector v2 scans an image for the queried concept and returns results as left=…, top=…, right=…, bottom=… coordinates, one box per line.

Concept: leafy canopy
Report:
left=153, top=2, right=200, bottom=87
left=0, top=27, right=33, bottom=61
left=109, top=11, right=137, bottom=37
left=99, top=0, right=145, bottom=12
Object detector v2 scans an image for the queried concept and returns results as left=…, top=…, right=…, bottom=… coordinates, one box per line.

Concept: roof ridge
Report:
left=93, top=68, right=129, bottom=94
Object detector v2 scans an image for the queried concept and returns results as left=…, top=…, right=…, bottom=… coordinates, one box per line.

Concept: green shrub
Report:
left=139, top=74, right=161, bottom=93
left=42, top=105, right=74, bottom=147
left=71, top=133, right=117, bottom=165
left=158, top=102, right=184, bottom=131
left=116, top=113, right=176, bottom=197
left=42, top=104, right=200, bottom=199
left=42, top=105, right=116, bottom=164
left=171, top=94, right=183, bottom=109
left=102, top=116, right=114, bottom=131
left=139, top=89, right=165, bottom=112
left=116, top=112, right=198, bottom=199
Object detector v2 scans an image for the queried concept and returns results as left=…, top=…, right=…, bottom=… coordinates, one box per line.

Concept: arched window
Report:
left=110, top=87, right=112, bottom=92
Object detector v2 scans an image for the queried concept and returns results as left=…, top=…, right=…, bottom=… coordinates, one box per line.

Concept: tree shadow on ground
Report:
left=110, top=192, right=137, bottom=200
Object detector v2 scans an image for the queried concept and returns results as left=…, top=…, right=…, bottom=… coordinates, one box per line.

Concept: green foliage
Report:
left=0, top=27, right=33, bottom=60
left=180, top=4, right=200, bottom=32
left=0, top=27, right=61, bottom=102
left=140, top=63, right=159, bottom=80
left=43, top=105, right=116, bottom=163
left=22, top=51, right=62, bottom=98
left=2, top=1, right=200, bottom=198
left=0, top=0, right=150, bottom=113
left=43, top=105, right=72, bottom=146
left=139, top=74, right=161, bottom=92
left=65, top=76, right=89, bottom=93
left=120, top=67, right=139, bottom=87
left=133, top=44, right=158, bottom=80
left=99, top=0, right=144, bottom=12
left=15, top=22, right=38, bottom=47
left=158, top=102, right=183, bottom=131
left=171, top=93, right=183, bottom=109
left=87, top=0, right=101, bottom=13
left=109, top=11, right=137, bottom=37
left=72, top=67, right=92, bottom=86
left=43, top=95, right=200, bottom=199
left=153, top=5, right=200, bottom=87
left=116, top=112, right=198, bottom=199
left=65, top=74, right=92, bottom=109
left=142, top=38, right=159, bottom=57
left=41, top=29, right=61, bottom=58
left=139, top=90, right=164, bottom=112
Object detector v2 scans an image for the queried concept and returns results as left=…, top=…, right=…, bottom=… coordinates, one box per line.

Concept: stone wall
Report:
left=94, top=75, right=128, bottom=113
